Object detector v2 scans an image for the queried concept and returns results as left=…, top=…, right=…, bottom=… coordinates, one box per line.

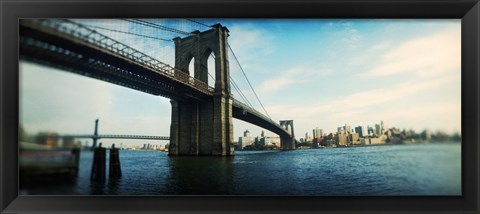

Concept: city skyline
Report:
left=20, top=19, right=461, bottom=147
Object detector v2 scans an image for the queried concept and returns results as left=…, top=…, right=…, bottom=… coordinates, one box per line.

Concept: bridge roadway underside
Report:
left=19, top=24, right=211, bottom=102
left=232, top=105, right=295, bottom=150
left=232, top=108, right=288, bottom=138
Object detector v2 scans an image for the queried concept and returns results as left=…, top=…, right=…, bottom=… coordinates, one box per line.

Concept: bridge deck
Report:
left=20, top=19, right=213, bottom=101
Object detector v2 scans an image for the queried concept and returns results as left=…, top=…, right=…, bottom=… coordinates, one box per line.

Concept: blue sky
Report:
left=20, top=19, right=461, bottom=147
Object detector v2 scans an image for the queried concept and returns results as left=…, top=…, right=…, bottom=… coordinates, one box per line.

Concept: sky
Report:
left=20, top=19, right=461, bottom=147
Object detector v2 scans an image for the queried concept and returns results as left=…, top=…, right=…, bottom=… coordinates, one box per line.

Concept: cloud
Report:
left=265, top=73, right=457, bottom=127
left=363, top=27, right=460, bottom=78
left=371, top=41, right=393, bottom=51
left=257, top=65, right=331, bottom=95
left=323, top=21, right=363, bottom=48
left=256, top=67, right=304, bottom=94
left=228, top=24, right=276, bottom=65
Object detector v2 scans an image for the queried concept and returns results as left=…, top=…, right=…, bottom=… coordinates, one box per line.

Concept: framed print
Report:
left=1, top=0, right=479, bottom=213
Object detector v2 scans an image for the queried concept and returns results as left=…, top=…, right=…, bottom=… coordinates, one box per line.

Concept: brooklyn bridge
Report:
left=19, top=19, right=299, bottom=156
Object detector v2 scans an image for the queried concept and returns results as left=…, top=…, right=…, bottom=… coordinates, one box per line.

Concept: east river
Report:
left=20, top=143, right=461, bottom=196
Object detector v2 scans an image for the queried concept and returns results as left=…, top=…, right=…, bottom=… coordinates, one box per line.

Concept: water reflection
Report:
left=107, top=178, right=120, bottom=194
left=90, top=182, right=106, bottom=195
left=168, top=156, right=234, bottom=195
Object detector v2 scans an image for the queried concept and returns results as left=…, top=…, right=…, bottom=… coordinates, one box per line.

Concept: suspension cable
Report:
left=231, top=77, right=254, bottom=108
left=123, top=19, right=191, bottom=36
left=125, top=18, right=263, bottom=114
left=82, top=24, right=173, bottom=42
left=186, top=19, right=213, bottom=29
left=186, top=18, right=263, bottom=113
left=206, top=54, right=254, bottom=108
left=228, top=44, right=271, bottom=119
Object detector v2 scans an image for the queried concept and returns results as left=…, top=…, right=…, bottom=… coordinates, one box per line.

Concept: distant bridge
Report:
left=61, top=134, right=169, bottom=141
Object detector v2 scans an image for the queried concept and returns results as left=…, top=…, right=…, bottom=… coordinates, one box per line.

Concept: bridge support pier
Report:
left=168, top=24, right=233, bottom=156
left=281, top=136, right=296, bottom=150
left=169, top=96, right=233, bottom=156
left=280, top=120, right=296, bottom=150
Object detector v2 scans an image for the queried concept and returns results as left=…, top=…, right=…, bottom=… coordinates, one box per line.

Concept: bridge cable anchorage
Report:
left=81, top=24, right=173, bottom=42
left=123, top=19, right=191, bottom=36
left=228, top=44, right=272, bottom=119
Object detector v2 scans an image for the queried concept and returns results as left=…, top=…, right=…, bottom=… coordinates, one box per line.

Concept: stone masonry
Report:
left=169, top=24, right=233, bottom=156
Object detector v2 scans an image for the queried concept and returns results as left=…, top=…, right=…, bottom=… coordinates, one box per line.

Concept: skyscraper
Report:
left=305, top=132, right=312, bottom=142
left=313, top=127, right=323, bottom=139
left=367, top=126, right=374, bottom=136
left=344, top=124, right=351, bottom=134
left=244, top=130, right=250, bottom=137
left=375, top=124, right=381, bottom=136
left=355, top=126, right=365, bottom=137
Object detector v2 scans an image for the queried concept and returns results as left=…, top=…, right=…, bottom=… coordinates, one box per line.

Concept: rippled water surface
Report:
left=21, top=143, right=461, bottom=195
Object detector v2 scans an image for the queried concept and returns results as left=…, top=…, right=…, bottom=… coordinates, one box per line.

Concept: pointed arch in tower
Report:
left=169, top=24, right=233, bottom=156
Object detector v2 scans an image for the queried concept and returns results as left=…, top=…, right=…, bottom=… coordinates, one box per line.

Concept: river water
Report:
left=20, top=143, right=461, bottom=196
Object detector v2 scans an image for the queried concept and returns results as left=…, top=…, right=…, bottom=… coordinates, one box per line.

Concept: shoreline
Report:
left=240, top=141, right=461, bottom=152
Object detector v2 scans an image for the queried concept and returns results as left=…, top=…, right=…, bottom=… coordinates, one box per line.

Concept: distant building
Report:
left=336, top=132, right=348, bottom=146
left=239, top=129, right=255, bottom=149
left=234, top=141, right=242, bottom=150
left=367, top=126, right=374, bottom=136
left=325, top=139, right=335, bottom=147
left=244, top=130, right=251, bottom=137
left=355, top=126, right=365, bottom=137
left=349, top=133, right=360, bottom=145
left=35, top=132, right=59, bottom=146
left=375, top=124, right=382, bottom=136
left=239, top=136, right=254, bottom=148
left=305, top=132, right=312, bottom=142
left=361, top=138, right=367, bottom=145
left=261, top=136, right=280, bottom=148
left=61, top=136, right=78, bottom=148
left=370, top=137, right=383, bottom=145
left=343, top=124, right=351, bottom=134
left=313, top=127, right=323, bottom=139
left=362, top=137, right=384, bottom=145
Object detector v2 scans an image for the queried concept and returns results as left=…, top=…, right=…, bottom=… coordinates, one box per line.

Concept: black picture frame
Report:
left=1, top=0, right=479, bottom=213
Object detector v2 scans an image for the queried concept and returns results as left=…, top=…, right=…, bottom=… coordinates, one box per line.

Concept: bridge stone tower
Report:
left=280, top=120, right=296, bottom=150
left=169, top=24, right=233, bottom=156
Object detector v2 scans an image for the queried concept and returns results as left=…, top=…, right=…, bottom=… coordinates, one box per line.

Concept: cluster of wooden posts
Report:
left=90, top=143, right=122, bottom=183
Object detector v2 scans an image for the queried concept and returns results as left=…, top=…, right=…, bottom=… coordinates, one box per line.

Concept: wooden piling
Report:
left=109, top=144, right=122, bottom=179
left=71, top=148, right=81, bottom=176
left=90, top=143, right=106, bottom=183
